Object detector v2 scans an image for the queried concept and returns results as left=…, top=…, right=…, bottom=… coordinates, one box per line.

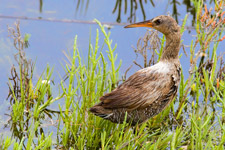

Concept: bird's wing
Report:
left=100, top=64, right=180, bottom=110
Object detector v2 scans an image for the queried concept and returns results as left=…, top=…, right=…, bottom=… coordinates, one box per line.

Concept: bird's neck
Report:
left=160, top=33, right=181, bottom=61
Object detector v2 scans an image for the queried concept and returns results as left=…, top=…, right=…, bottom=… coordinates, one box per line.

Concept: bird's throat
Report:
left=160, top=33, right=181, bottom=61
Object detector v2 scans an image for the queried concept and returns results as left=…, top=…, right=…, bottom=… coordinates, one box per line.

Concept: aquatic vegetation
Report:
left=1, top=0, right=225, bottom=149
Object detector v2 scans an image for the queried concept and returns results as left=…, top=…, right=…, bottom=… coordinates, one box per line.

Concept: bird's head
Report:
left=124, top=15, right=180, bottom=36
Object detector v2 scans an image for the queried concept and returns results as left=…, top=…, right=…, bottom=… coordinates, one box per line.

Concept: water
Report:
left=0, top=0, right=224, bottom=133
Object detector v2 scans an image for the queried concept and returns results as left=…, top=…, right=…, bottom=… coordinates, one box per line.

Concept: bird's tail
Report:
left=89, top=103, right=113, bottom=119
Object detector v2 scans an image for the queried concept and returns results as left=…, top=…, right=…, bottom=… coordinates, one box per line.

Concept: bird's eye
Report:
left=154, top=19, right=161, bottom=25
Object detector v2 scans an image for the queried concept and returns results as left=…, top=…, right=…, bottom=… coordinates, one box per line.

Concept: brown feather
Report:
left=89, top=15, right=182, bottom=125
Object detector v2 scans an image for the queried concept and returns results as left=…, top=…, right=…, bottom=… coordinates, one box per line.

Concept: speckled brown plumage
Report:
left=89, top=15, right=181, bottom=125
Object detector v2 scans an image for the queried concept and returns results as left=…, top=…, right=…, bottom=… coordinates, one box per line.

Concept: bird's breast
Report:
left=149, top=61, right=171, bottom=74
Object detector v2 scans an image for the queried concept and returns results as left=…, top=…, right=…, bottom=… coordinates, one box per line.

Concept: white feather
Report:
left=150, top=61, right=170, bottom=73
left=103, top=113, right=113, bottom=119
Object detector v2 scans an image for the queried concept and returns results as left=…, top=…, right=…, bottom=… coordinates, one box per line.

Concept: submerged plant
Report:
left=5, top=22, right=63, bottom=149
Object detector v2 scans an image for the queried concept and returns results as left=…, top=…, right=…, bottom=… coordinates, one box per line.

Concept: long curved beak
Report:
left=124, top=20, right=153, bottom=28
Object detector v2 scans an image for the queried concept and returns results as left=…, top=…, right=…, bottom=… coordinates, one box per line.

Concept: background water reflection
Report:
left=0, top=0, right=224, bottom=130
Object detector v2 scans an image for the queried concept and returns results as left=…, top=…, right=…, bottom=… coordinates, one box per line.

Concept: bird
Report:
left=89, top=15, right=181, bottom=125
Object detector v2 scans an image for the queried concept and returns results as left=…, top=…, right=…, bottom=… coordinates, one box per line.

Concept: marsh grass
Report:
left=1, top=0, right=225, bottom=149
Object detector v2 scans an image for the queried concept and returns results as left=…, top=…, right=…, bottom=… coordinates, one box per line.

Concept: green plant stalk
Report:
left=158, top=35, right=165, bottom=61
left=95, top=19, right=121, bottom=88
left=180, top=14, right=188, bottom=35
left=26, top=121, right=39, bottom=150
left=202, top=68, right=209, bottom=102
